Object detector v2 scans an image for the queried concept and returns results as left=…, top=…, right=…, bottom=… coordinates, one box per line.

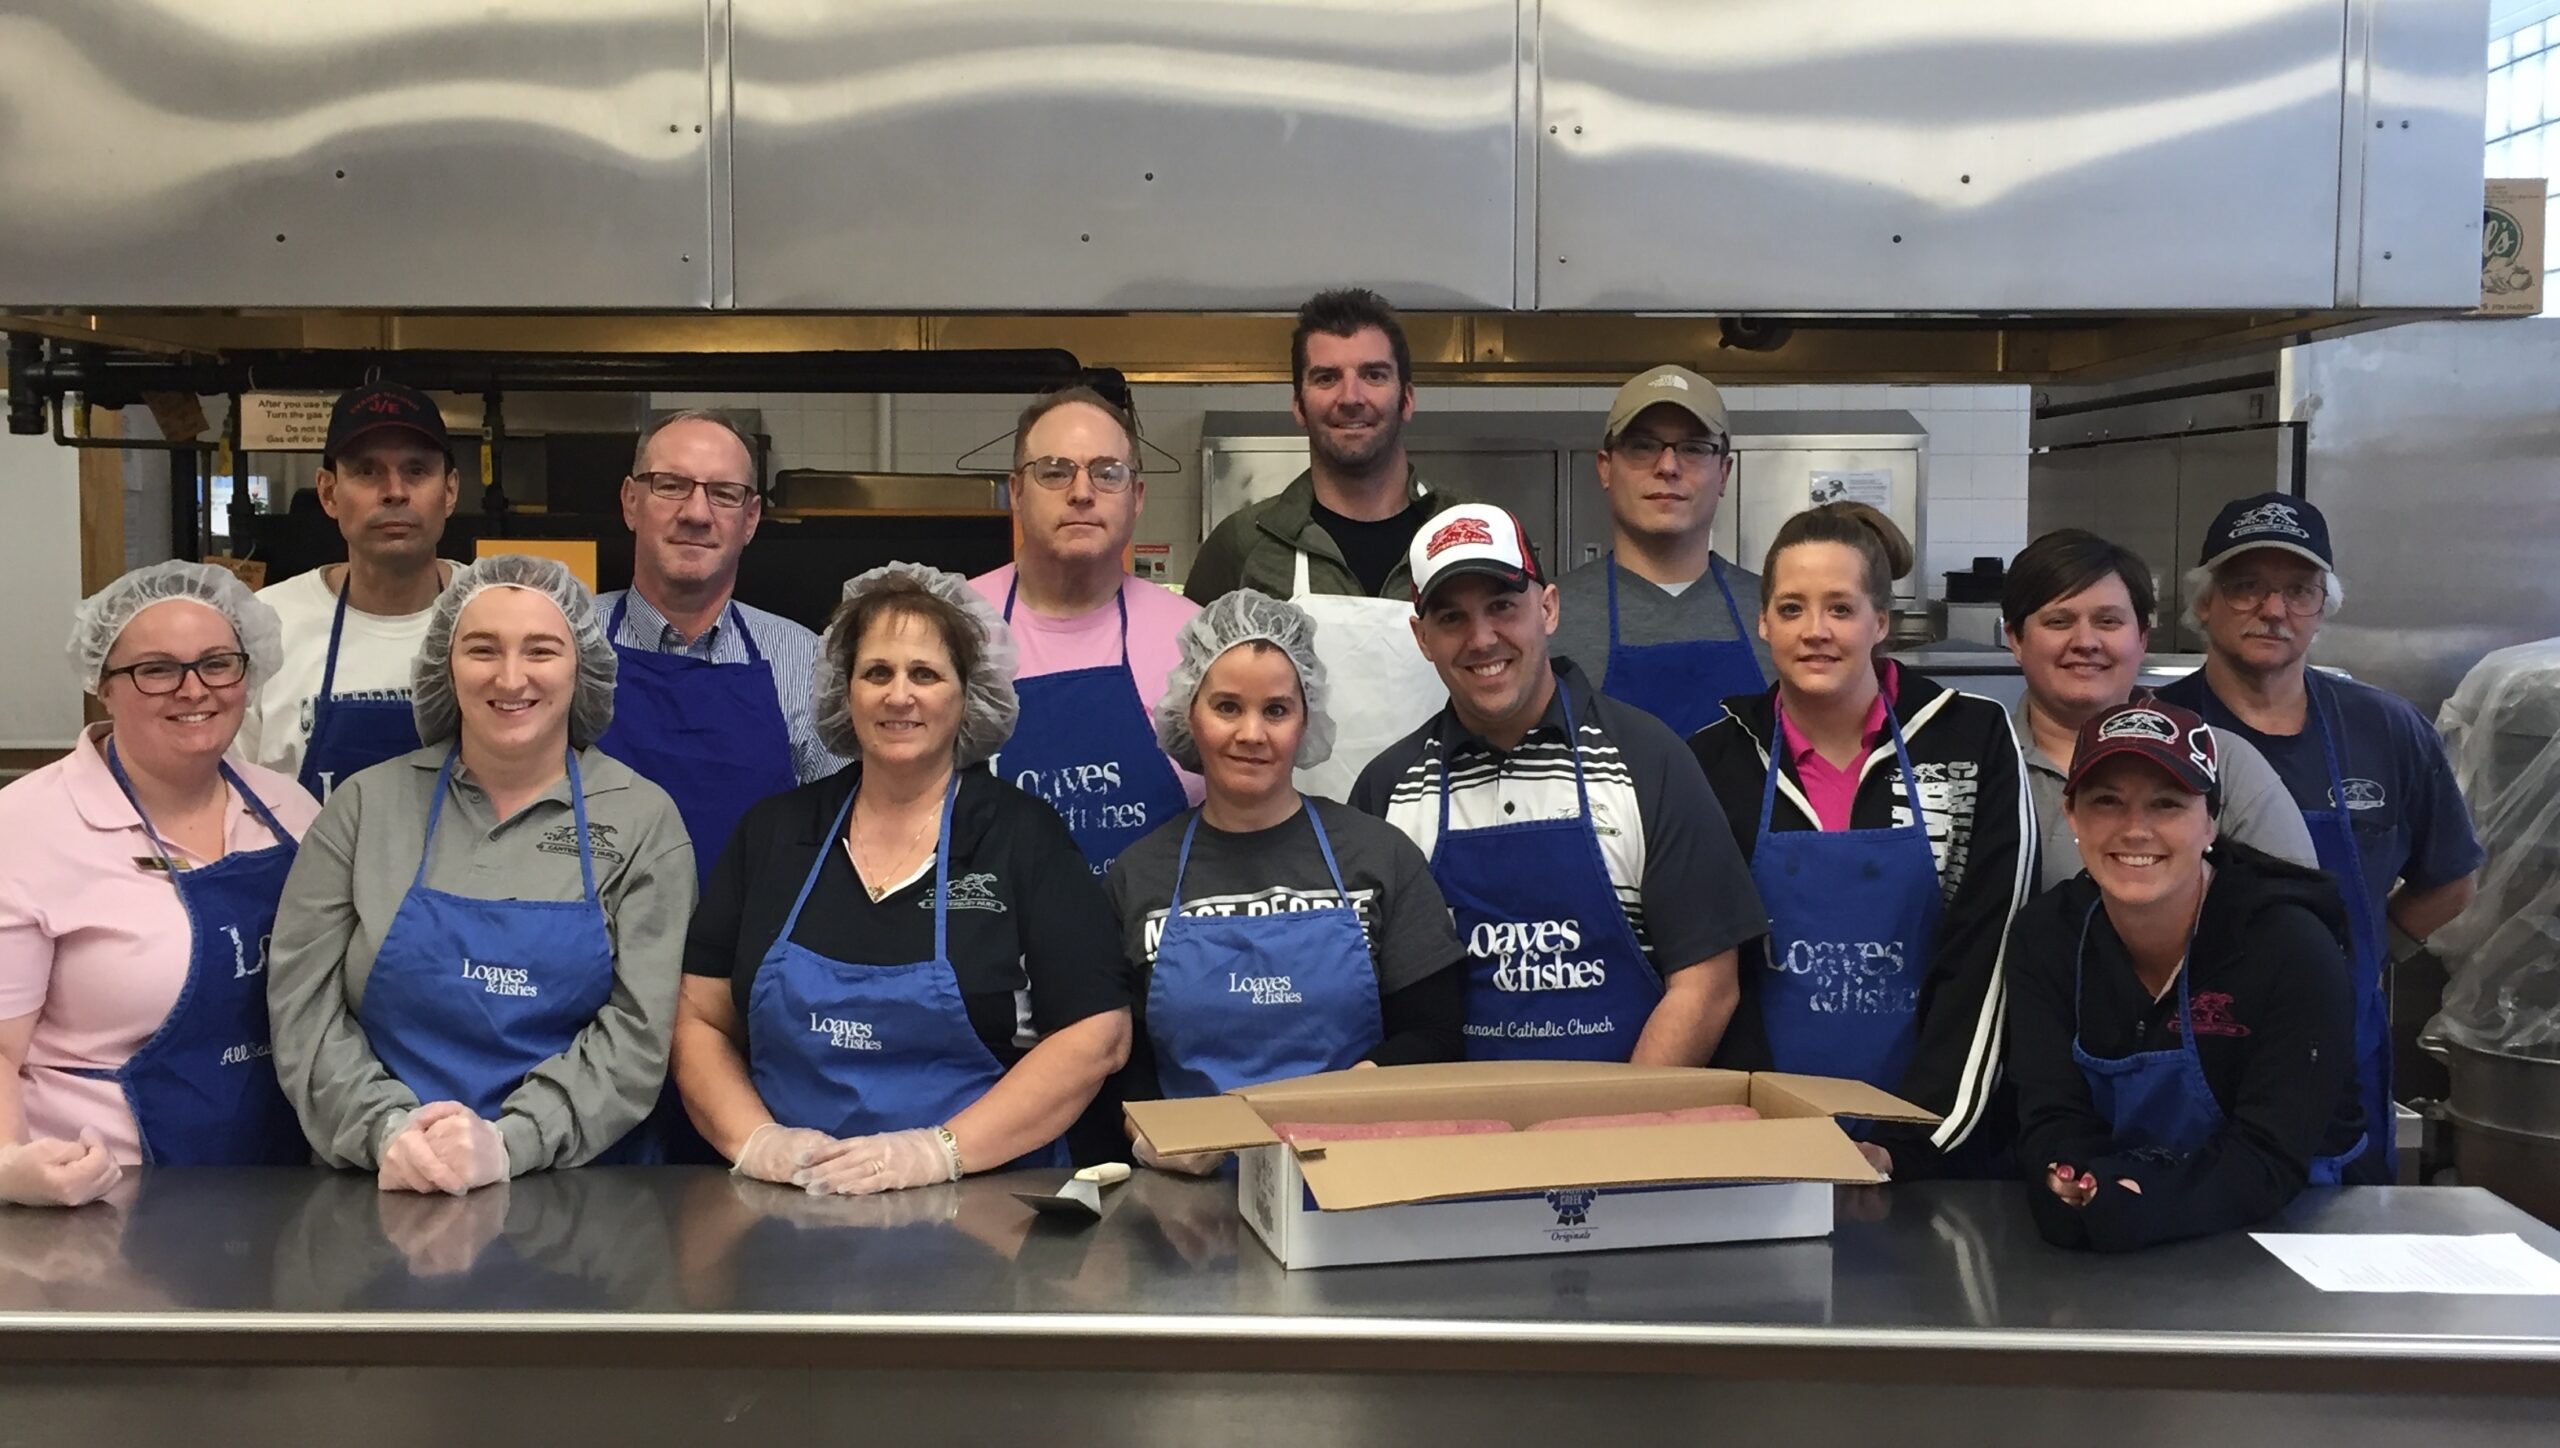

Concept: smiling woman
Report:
left=265, top=555, right=695, bottom=1195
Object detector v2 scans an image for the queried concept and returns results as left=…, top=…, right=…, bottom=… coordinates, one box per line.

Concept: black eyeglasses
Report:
left=1016, top=456, right=1137, bottom=493
left=1612, top=434, right=1729, bottom=467
left=635, top=471, right=758, bottom=509
left=102, top=651, right=250, bottom=695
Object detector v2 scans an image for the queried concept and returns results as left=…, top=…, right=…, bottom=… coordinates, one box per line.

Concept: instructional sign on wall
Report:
left=240, top=392, right=337, bottom=450
left=1810, top=469, right=1893, bottom=510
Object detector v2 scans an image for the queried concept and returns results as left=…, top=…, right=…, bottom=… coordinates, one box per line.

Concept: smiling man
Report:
left=595, top=409, right=833, bottom=888
left=2001, top=528, right=2314, bottom=891
left=1350, top=504, right=1765, bottom=1065
left=971, top=385, right=1199, bottom=872
left=237, top=383, right=459, bottom=799
left=2154, top=494, right=2481, bottom=1184
left=1551, top=365, right=1771, bottom=739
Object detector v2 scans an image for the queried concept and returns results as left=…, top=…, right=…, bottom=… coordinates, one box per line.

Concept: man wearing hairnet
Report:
left=267, top=555, right=695, bottom=1192
left=2, top=563, right=321, bottom=1204
left=1105, top=592, right=1465, bottom=1169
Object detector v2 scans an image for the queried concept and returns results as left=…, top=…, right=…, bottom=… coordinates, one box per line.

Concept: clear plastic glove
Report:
left=377, top=1182, right=510, bottom=1275
left=729, top=1122, right=839, bottom=1184
left=0, top=1130, right=123, bottom=1207
left=792, top=1127, right=957, bottom=1196
left=424, top=1110, right=508, bottom=1193
left=1133, top=1130, right=1224, bottom=1178
left=378, top=1102, right=497, bottom=1196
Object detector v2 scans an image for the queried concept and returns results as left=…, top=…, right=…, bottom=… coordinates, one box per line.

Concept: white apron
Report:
left=1287, top=548, right=1448, bottom=801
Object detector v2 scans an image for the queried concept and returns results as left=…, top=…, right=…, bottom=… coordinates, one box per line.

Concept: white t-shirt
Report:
left=233, top=566, right=447, bottom=780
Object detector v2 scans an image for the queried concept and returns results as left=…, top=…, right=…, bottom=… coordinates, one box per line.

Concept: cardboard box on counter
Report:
left=1123, top=1061, right=1935, bottom=1269
left=2478, top=178, right=2546, bottom=317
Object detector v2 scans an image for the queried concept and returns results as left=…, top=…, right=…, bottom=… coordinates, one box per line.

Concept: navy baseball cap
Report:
left=2064, top=696, right=2221, bottom=814
left=324, top=383, right=453, bottom=467
left=2198, top=492, right=2332, bottom=573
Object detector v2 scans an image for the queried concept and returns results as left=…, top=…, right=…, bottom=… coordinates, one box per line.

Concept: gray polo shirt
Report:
left=1550, top=552, right=1773, bottom=696
left=2009, top=696, right=2319, bottom=892
left=267, top=744, right=695, bottom=1173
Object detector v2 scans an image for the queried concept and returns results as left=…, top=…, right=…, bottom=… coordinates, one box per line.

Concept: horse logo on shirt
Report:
left=924, top=872, right=1008, bottom=912
left=2338, top=778, right=2387, bottom=811
left=2181, top=992, right=2250, bottom=1038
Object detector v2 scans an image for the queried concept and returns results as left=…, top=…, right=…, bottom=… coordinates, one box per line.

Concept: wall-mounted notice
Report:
left=1810, top=469, right=1893, bottom=510
left=240, top=392, right=337, bottom=451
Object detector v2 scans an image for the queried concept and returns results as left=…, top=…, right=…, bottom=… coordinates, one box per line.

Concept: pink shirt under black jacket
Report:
left=0, top=724, right=320, bottom=1163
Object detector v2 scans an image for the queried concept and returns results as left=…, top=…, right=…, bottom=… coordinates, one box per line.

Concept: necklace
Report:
left=847, top=797, right=938, bottom=902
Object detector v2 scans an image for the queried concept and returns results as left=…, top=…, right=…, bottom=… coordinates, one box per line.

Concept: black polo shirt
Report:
left=685, top=765, right=1133, bottom=1063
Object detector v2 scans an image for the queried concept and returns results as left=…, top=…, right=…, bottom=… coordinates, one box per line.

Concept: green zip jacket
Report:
left=1181, top=467, right=1472, bottom=603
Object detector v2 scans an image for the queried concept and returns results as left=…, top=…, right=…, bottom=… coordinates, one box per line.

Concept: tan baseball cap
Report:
left=1604, top=365, right=1729, bottom=442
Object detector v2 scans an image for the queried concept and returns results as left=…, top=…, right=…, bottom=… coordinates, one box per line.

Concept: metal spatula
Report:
left=1011, top=1161, right=1132, bottom=1222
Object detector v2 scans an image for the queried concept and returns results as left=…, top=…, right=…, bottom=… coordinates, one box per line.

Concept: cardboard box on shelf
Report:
left=1123, top=1061, right=1935, bottom=1270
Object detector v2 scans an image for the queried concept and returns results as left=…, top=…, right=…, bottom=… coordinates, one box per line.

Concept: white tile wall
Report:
left=647, top=380, right=2034, bottom=596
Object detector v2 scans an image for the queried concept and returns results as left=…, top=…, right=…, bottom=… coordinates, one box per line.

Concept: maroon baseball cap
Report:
left=2064, top=696, right=2221, bottom=811
left=324, top=383, right=453, bottom=466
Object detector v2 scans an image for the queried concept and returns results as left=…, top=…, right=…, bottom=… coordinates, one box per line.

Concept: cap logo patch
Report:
left=2096, top=709, right=2177, bottom=743
left=350, top=393, right=412, bottom=416
left=2228, top=501, right=2310, bottom=539
left=1650, top=374, right=1690, bottom=390
left=1425, top=516, right=1496, bottom=558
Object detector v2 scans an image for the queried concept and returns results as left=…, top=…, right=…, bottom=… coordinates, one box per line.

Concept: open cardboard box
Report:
left=1124, top=1061, right=1936, bottom=1269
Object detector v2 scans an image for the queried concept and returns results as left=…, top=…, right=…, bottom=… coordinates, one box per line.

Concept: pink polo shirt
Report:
left=1777, top=662, right=1900, bottom=832
left=0, top=724, right=320, bottom=1163
left=968, top=567, right=1207, bottom=805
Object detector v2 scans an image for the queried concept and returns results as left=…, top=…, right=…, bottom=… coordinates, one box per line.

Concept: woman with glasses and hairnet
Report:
left=675, top=564, right=1133, bottom=1195
left=1107, top=593, right=1465, bottom=1171
left=266, top=556, right=694, bottom=1194
left=0, top=564, right=321, bottom=1206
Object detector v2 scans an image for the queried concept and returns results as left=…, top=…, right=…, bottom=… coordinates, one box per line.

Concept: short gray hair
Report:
left=2182, top=561, right=2346, bottom=624
left=632, top=408, right=758, bottom=481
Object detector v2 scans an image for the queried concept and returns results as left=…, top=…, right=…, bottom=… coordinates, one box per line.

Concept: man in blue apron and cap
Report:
left=972, top=386, right=1200, bottom=873
left=1551, top=365, right=1772, bottom=740
left=1352, top=504, right=1768, bottom=1064
left=238, top=384, right=459, bottom=799
left=2156, top=493, right=2482, bottom=1184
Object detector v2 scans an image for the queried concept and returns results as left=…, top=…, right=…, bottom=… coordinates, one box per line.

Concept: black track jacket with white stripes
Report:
left=1689, top=667, right=2037, bottom=1177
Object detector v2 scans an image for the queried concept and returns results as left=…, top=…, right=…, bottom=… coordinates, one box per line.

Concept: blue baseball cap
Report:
left=2199, top=492, right=2332, bottom=573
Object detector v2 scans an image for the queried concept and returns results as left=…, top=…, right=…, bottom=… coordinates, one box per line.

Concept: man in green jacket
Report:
left=1183, top=288, right=1470, bottom=798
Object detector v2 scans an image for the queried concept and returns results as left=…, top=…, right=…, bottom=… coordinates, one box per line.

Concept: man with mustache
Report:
left=595, top=409, right=833, bottom=887
left=1549, top=365, right=1772, bottom=740
left=1182, top=288, right=1469, bottom=798
left=2156, top=494, right=2480, bottom=1184
left=1352, top=504, right=1765, bottom=1066
left=237, top=384, right=459, bottom=800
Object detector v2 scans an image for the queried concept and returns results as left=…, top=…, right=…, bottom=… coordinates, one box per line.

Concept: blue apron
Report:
left=744, top=776, right=1067, bottom=1169
left=357, top=746, right=651, bottom=1166
left=1748, top=703, right=1944, bottom=1093
left=1430, top=680, right=1662, bottom=1061
left=2070, top=899, right=2362, bottom=1186
left=80, top=743, right=308, bottom=1165
left=1147, top=802, right=1383, bottom=1098
left=996, top=580, right=1189, bottom=872
left=595, top=597, right=799, bottom=888
left=298, top=577, right=427, bottom=800
left=1602, top=553, right=1764, bottom=739
left=2301, top=676, right=2396, bottom=1183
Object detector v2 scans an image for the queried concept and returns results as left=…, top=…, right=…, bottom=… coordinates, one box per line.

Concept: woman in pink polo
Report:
left=0, top=563, right=321, bottom=1206
left=1687, top=503, right=2035, bottom=1181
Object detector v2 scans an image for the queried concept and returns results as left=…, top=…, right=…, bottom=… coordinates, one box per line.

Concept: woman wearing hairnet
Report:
left=675, top=564, right=1132, bottom=1195
left=0, top=564, right=321, bottom=1205
left=266, top=555, right=694, bottom=1194
left=1106, top=593, right=1465, bottom=1169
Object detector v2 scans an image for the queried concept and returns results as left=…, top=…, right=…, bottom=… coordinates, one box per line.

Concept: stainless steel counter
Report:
left=4, top=1170, right=2558, bottom=1445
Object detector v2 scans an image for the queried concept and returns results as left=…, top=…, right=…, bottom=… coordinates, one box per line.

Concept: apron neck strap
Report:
left=1439, top=674, right=1588, bottom=837
left=1170, top=795, right=1347, bottom=912
left=1003, top=576, right=1129, bottom=663
left=787, top=772, right=962, bottom=956
left=421, top=744, right=595, bottom=899
left=319, top=576, right=354, bottom=699
left=612, top=593, right=761, bottom=665
left=1760, top=683, right=1916, bottom=833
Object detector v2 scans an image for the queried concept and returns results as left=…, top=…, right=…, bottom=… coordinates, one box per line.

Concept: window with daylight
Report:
left=2486, top=15, right=2560, bottom=315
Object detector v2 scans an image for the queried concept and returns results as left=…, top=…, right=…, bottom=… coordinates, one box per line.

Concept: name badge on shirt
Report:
left=133, top=855, right=189, bottom=874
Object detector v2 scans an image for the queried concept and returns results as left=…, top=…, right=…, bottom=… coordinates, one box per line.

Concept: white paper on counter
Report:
left=2249, top=1232, right=2560, bottom=1294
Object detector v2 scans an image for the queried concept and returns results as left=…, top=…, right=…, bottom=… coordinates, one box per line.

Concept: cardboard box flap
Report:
left=1122, top=1095, right=1277, bottom=1156
left=1292, top=1117, right=1881, bottom=1210
left=1234, top=1061, right=1720, bottom=1104
left=1753, top=1073, right=1939, bottom=1125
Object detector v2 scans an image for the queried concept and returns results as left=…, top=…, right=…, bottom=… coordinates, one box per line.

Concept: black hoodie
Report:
left=2006, top=840, right=2365, bottom=1252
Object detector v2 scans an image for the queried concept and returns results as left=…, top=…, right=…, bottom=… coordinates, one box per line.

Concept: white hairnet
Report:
left=1154, top=590, right=1335, bottom=774
left=68, top=561, right=283, bottom=697
left=814, top=562, right=1019, bottom=769
left=410, top=554, right=618, bottom=749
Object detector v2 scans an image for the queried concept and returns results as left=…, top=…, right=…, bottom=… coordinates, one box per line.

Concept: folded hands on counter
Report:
left=730, top=1122, right=962, bottom=1196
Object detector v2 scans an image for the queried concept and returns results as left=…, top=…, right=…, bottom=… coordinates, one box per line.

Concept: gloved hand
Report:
left=729, top=1122, right=838, bottom=1184
left=792, top=1127, right=958, bottom=1196
left=424, top=1110, right=509, bottom=1193
left=0, top=1130, right=122, bottom=1207
left=377, top=1182, right=511, bottom=1275
left=378, top=1101, right=502, bottom=1196
left=1133, top=1130, right=1224, bottom=1178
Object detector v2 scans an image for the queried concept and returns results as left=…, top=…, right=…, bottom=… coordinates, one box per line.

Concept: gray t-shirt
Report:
left=1104, top=797, right=1463, bottom=1000
left=267, top=744, right=696, bottom=1173
left=1551, top=552, right=1773, bottom=696
left=2009, top=697, right=2320, bottom=892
